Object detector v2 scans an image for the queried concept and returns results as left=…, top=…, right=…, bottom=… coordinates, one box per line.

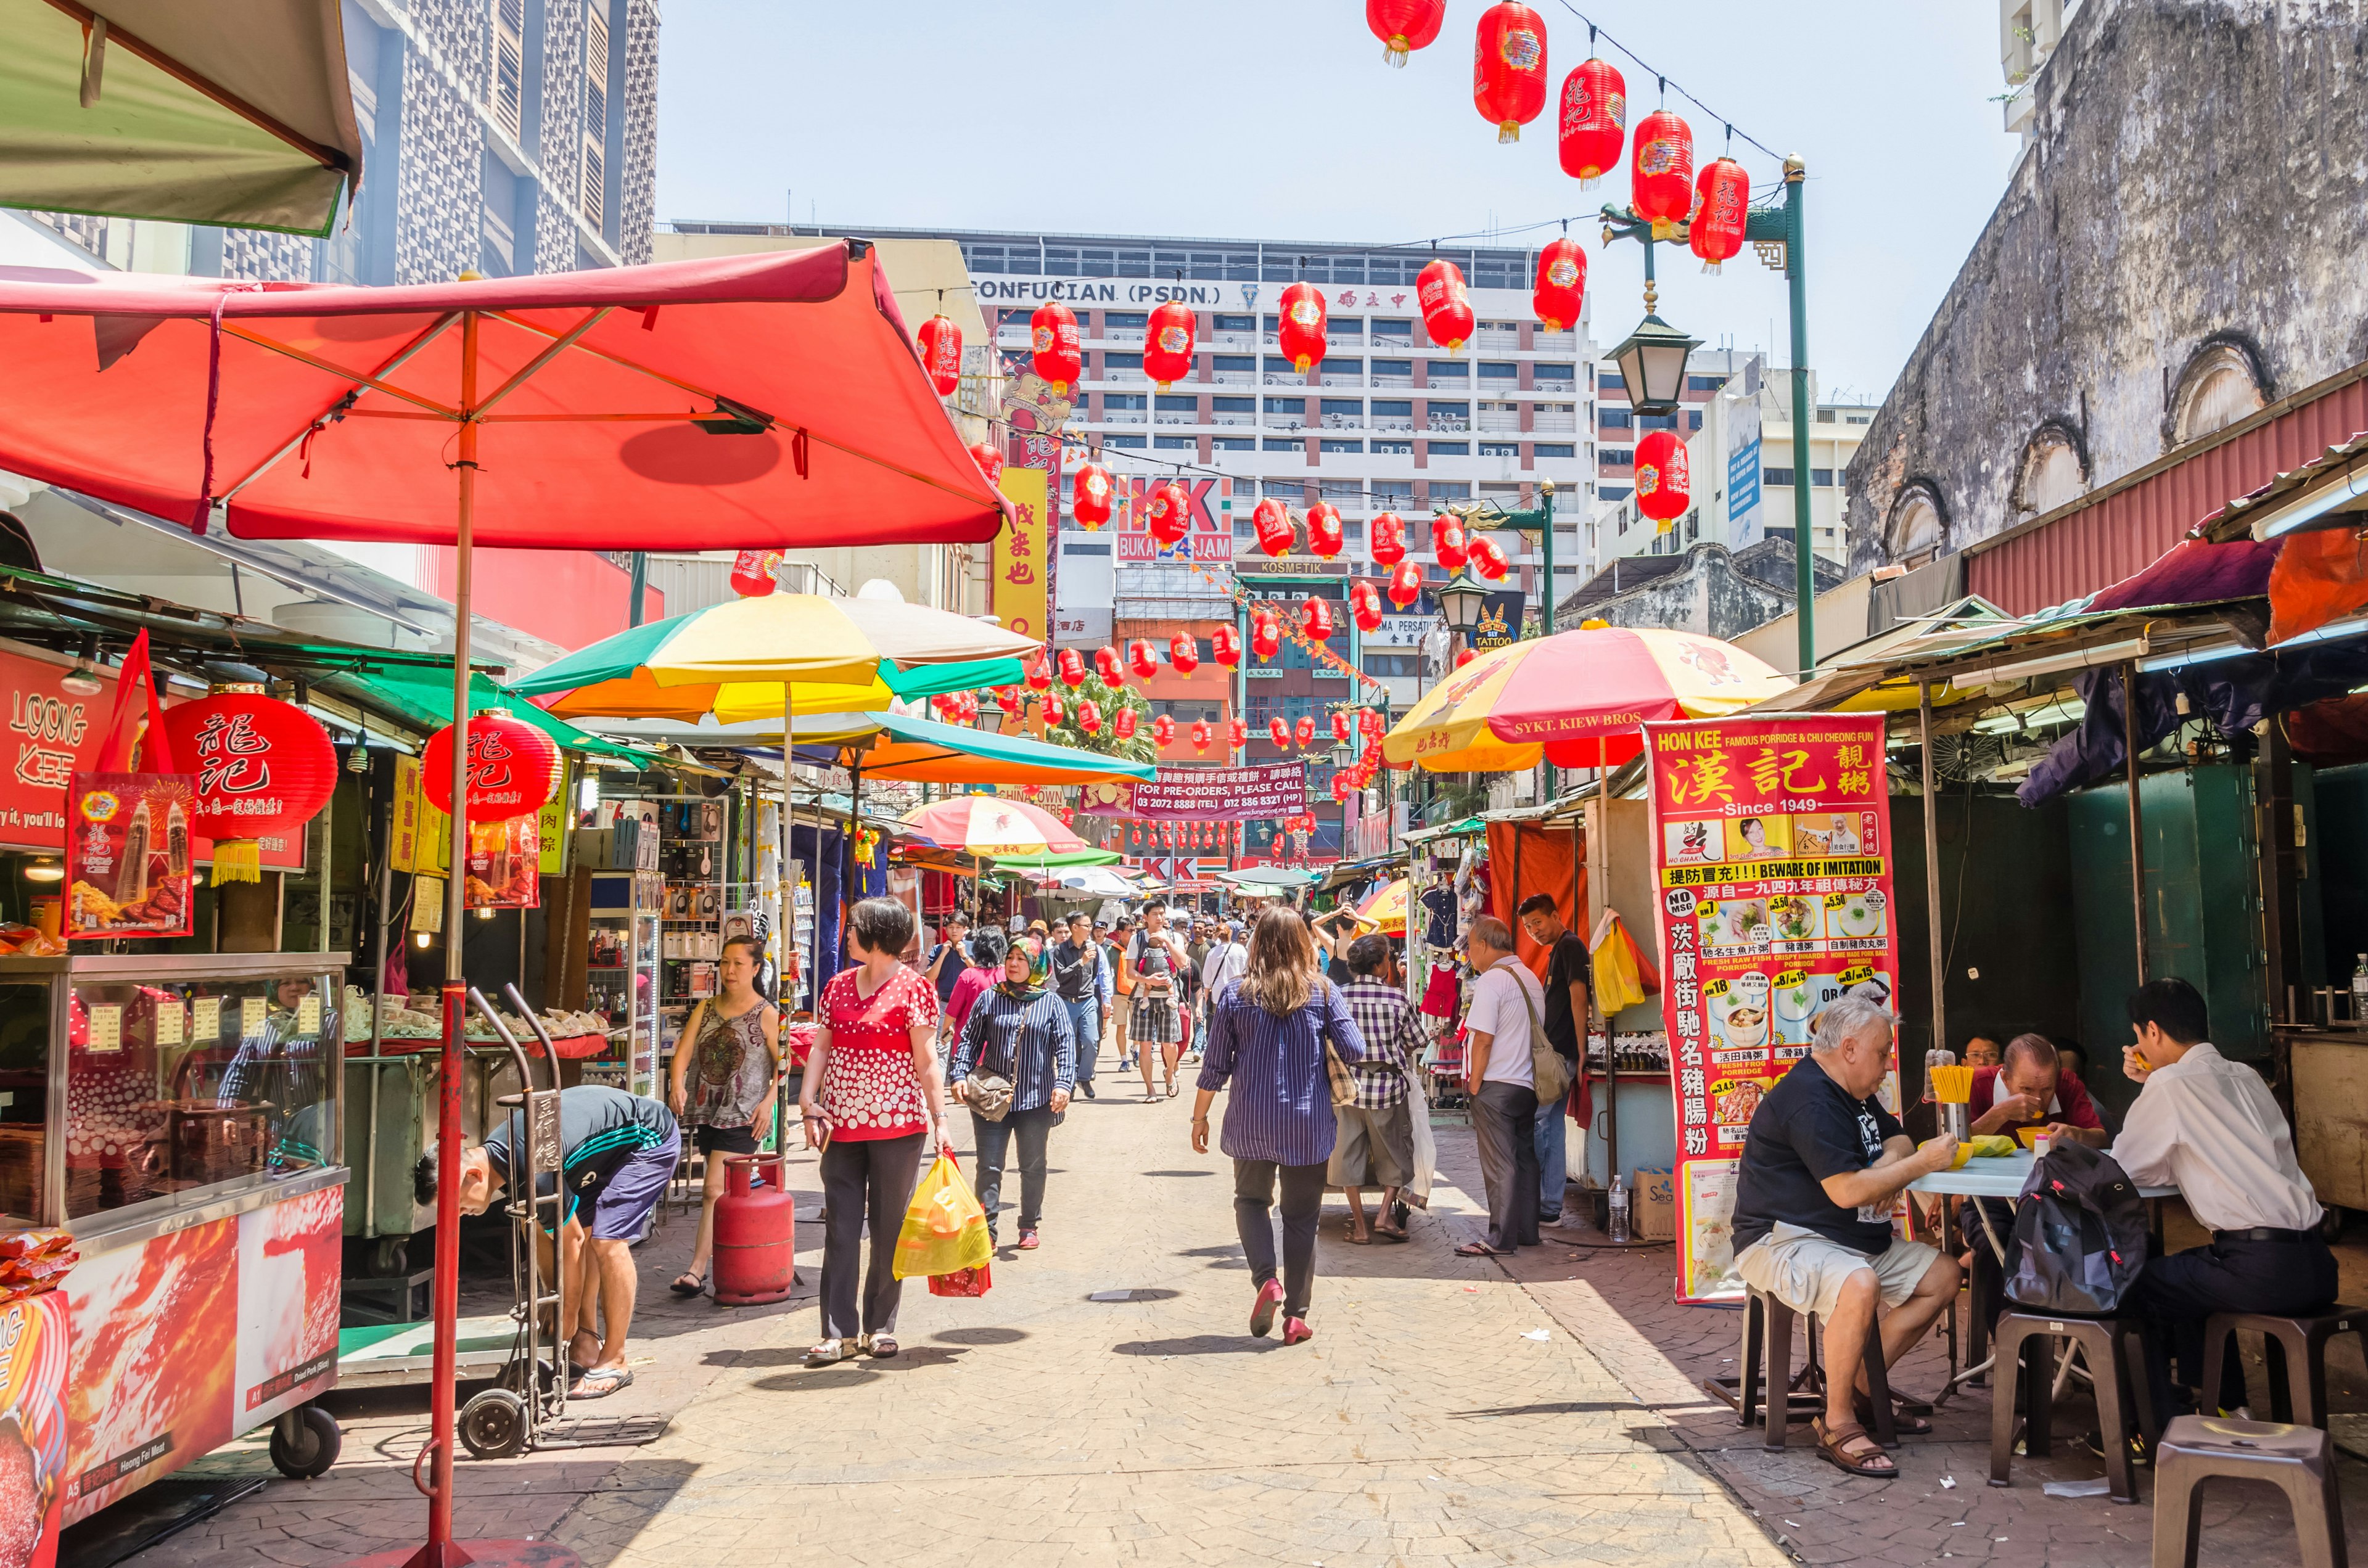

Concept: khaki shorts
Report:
left=1328, top=1102, right=1414, bottom=1189
left=1731, top=1222, right=1939, bottom=1322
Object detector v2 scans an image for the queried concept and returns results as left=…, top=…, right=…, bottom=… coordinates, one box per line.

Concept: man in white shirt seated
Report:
left=2116, top=977, right=2336, bottom=1426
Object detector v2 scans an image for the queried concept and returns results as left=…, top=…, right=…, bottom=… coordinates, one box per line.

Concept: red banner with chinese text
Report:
left=1643, top=715, right=1899, bottom=1305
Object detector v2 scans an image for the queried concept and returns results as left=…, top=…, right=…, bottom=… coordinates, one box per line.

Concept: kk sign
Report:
left=1116, top=477, right=1235, bottom=563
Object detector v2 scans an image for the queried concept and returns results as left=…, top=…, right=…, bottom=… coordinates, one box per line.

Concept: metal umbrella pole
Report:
left=778, top=682, right=794, bottom=1155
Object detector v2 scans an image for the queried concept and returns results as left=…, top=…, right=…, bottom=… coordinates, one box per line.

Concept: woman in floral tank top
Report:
left=797, top=897, right=949, bottom=1365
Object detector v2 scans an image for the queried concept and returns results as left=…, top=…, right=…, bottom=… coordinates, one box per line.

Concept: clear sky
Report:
left=655, top=2, right=2022, bottom=404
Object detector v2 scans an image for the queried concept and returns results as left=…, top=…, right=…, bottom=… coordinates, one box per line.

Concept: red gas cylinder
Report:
left=712, top=1152, right=796, bottom=1305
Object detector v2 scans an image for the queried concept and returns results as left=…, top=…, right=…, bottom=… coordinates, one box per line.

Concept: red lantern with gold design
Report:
left=728, top=549, right=782, bottom=597
left=1473, top=2, right=1548, bottom=144
left=1305, top=503, right=1344, bottom=559
left=1071, top=462, right=1114, bottom=530
left=1229, top=716, right=1249, bottom=750
left=1370, top=510, right=1407, bottom=566
left=1151, top=713, right=1176, bottom=748
left=1191, top=719, right=1212, bottom=754
left=1359, top=708, right=1385, bottom=742
left=1249, top=609, right=1282, bottom=662
left=1144, top=482, right=1190, bottom=548
left=421, top=708, right=562, bottom=824
left=161, top=688, right=339, bottom=884
left=1024, top=650, right=1053, bottom=691
left=1093, top=646, right=1124, bottom=685
left=1330, top=711, right=1351, bottom=744
left=1386, top=559, right=1425, bottom=608
left=1294, top=715, right=1317, bottom=749
left=1349, top=579, right=1383, bottom=633
left=1113, top=707, right=1137, bottom=741
left=1075, top=700, right=1101, bottom=735
left=1253, top=498, right=1295, bottom=557
left=1630, top=110, right=1695, bottom=226
left=1532, top=237, right=1587, bottom=332
left=1690, top=157, right=1750, bottom=272
left=1144, top=301, right=1197, bottom=388
left=1276, top=281, right=1328, bottom=374
left=1029, top=300, right=1082, bottom=393
left=1635, top=429, right=1691, bottom=523
left=1166, top=634, right=1196, bottom=676
left=1057, top=648, right=1088, bottom=689
left=1468, top=534, right=1510, bottom=581
left=1127, top=638, right=1160, bottom=681
left=1433, top=517, right=1470, bottom=570
left=1211, top=625, right=1241, bottom=668
left=1416, top=259, right=1474, bottom=351
left=1558, top=57, right=1626, bottom=184
left=1268, top=716, right=1290, bottom=749
left=1368, top=0, right=1445, bottom=65
left=1041, top=693, right=1065, bottom=726
left=1301, top=597, right=1336, bottom=642
left=915, top=314, right=963, bottom=397
left=968, top=441, right=1003, bottom=486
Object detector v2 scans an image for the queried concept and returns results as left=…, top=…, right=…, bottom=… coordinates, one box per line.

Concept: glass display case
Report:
left=584, top=871, right=662, bottom=1094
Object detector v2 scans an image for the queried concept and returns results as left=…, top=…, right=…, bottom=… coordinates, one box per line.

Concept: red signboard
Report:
left=1643, top=715, right=1900, bottom=1306
left=1077, top=761, right=1305, bottom=822
left=1115, top=477, right=1235, bottom=563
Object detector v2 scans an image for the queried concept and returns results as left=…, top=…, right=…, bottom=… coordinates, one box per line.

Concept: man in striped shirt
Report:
left=1333, top=935, right=1423, bottom=1244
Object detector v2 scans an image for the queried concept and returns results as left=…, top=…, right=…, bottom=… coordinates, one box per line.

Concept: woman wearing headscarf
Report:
left=1191, top=905, right=1366, bottom=1346
left=950, top=936, right=1075, bottom=1250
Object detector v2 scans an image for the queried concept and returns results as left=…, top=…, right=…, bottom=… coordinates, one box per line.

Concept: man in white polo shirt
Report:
left=1457, top=916, right=1544, bottom=1257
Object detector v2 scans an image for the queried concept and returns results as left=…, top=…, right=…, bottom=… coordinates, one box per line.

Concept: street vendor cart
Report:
left=0, top=950, right=349, bottom=1533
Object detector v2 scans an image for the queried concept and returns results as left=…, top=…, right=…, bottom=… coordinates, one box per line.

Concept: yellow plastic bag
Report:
left=892, top=1151, right=992, bottom=1280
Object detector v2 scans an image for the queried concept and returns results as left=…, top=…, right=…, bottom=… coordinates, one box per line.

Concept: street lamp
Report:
left=1436, top=566, right=1492, bottom=646
left=1608, top=311, right=1701, bottom=417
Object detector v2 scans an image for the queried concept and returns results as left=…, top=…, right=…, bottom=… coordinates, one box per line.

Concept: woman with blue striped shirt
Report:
left=953, top=937, right=1075, bottom=1250
left=1191, top=906, right=1367, bottom=1345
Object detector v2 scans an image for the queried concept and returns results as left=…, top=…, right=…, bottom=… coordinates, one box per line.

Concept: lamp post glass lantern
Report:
left=1610, top=313, right=1701, bottom=416
left=1437, top=567, right=1492, bottom=638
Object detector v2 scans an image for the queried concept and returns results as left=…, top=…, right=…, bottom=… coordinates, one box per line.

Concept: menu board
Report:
left=1643, top=715, right=1901, bottom=1305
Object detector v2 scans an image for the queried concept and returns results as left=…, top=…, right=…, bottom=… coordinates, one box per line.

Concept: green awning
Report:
left=329, top=666, right=664, bottom=767
left=1404, top=815, right=1487, bottom=846
left=984, top=847, right=1124, bottom=871
left=809, top=712, right=1156, bottom=787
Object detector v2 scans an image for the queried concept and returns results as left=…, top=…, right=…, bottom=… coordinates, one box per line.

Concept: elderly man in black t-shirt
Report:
left=1729, top=996, right=1960, bottom=1478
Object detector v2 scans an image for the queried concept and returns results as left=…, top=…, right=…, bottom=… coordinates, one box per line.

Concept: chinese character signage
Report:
left=991, top=464, right=1049, bottom=643
left=1645, top=715, right=1898, bottom=1305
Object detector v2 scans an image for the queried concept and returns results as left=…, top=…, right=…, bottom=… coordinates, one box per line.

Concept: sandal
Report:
left=669, top=1271, right=705, bottom=1297
left=1453, top=1241, right=1505, bottom=1257
left=568, top=1366, right=633, bottom=1400
left=804, top=1339, right=847, bottom=1367
left=1344, top=1229, right=1373, bottom=1246
left=865, top=1334, right=899, bottom=1359
left=1812, top=1418, right=1897, bottom=1477
left=1166, top=1080, right=1179, bottom=1098
left=1373, top=1225, right=1410, bottom=1242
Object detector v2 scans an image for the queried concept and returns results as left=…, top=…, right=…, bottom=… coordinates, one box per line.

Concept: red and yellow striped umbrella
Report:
left=1383, top=627, right=1790, bottom=773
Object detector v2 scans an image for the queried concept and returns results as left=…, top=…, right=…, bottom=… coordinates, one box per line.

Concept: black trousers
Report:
left=1472, top=1080, right=1541, bottom=1252
left=1234, top=1158, right=1328, bottom=1318
left=971, top=1107, right=1054, bottom=1241
left=817, top=1131, right=927, bottom=1340
left=2129, top=1233, right=2337, bottom=1419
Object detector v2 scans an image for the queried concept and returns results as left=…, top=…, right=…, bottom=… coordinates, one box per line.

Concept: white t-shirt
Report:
left=1465, top=957, right=1544, bottom=1088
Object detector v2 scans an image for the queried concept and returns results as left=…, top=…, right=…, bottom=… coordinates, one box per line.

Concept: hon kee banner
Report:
left=1643, top=715, right=1900, bottom=1305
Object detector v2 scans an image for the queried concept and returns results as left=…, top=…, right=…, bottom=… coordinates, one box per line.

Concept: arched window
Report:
left=1886, top=485, right=1946, bottom=564
left=2170, top=341, right=2267, bottom=446
left=2015, top=425, right=2087, bottom=515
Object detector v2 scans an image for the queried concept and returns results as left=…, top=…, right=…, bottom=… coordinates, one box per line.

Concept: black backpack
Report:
left=2002, top=1141, right=2150, bottom=1315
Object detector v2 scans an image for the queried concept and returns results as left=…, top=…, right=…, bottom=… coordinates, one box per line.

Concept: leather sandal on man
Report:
left=1811, top=1418, right=1896, bottom=1477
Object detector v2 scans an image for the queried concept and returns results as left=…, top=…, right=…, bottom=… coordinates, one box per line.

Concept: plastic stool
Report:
left=1988, top=1309, right=2153, bottom=1504
left=2152, top=1414, right=2346, bottom=1568
left=2198, top=1306, right=2364, bottom=1427
left=1736, top=1284, right=1898, bottom=1450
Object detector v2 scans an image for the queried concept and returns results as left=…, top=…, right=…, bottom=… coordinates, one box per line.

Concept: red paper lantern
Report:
left=1024, top=651, right=1052, bottom=691
left=1349, top=579, right=1383, bottom=633
left=1558, top=57, right=1627, bottom=184
left=1076, top=700, right=1101, bottom=734
left=1127, top=638, right=1160, bottom=681
left=1145, top=482, right=1191, bottom=548
left=1433, top=517, right=1469, bottom=570
left=1416, top=259, right=1474, bottom=351
left=1468, top=534, right=1510, bottom=581
left=1058, top=648, right=1088, bottom=689
left=1151, top=713, right=1176, bottom=747
left=1252, top=498, right=1295, bottom=557
left=996, top=685, right=1021, bottom=708
left=1305, top=503, right=1344, bottom=559
left=1473, top=2, right=1548, bottom=144
left=915, top=313, right=963, bottom=397
left=1072, top=462, right=1114, bottom=530
left=1093, top=646, right=1124, bottom=685
left=728, top=548, right=782, bottom=597
left=1113, top=707, right=1138, bottom=741
left=1386, top=559, right=1425, bottom=607
left=1360, top=708, right=1385, bottom=742
left=1330, top=711, right=1351, bottom=744
left=1276, top=281, right=1328, bottom=374
left=1533, top=237, right=1587, bottom=332
left=1042, top=694, right=1065, bottom=726
left=968, top=441, right=1003, bottom=486
left=1630, top=110, right=1695, bottom=226
left=1635, top=429, right=1692, bottom=523
left=1249, top=610, right=1281, bottom=662
left=1211, top=625, right=1242, bottom=668
left=421, top=708, right=561, bottom=824
left=1144, top=301, right=1197, bottom=388
left=1029, top=300, right=1082, bottom=393
left=1229, top=716, right=1249, bottom=750
left=1268, top=717, right=1291, bottom=749
left=1455, top=647, right=1477, bottom=670
left=1690, top=157, right=1751, bottom=273
left=1301, top=598, right=1336, bottom=641
left=1370, top=511, right=1407, bottom=566
left=1367, top=0, right=1445, bottom=65
left=1169, top=633, right=1199, bottom=676
left=1294, top=715, right=1317, bottom=749
left=1191, top=719, right=1212, bottom=754
left=160, top=691, right=337, bottom=884
left=1331, top=775, right=1351, bottom=803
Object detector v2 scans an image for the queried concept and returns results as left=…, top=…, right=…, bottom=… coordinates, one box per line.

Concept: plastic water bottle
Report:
left=1607, top=1175, right=1630, bottom=1243
left=2352, top=954, right=2368, bottom=1022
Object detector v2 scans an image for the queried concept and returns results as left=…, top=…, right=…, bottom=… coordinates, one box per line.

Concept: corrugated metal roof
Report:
left=1966, top=371, right=2368, bottom=615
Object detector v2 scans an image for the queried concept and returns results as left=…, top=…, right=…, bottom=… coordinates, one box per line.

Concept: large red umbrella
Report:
left=0, top=242, right=1001, bottom=1568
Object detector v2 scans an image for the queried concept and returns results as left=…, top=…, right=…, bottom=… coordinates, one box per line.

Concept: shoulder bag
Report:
left=1320, top=980, right=1359, bottom=1108
left=1512, top=968, right=1571, bottom=1107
